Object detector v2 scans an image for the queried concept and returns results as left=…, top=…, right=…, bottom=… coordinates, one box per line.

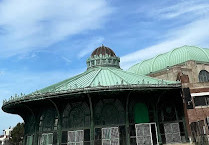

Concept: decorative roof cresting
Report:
left=86, top=45, right=120, bottom=69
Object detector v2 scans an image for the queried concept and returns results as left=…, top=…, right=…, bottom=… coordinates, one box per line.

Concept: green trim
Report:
left=48, top=99, right=61, bottom=145
left=126, top=92, right=131, bottom=145
left=88, top=95, right=94, bottom=145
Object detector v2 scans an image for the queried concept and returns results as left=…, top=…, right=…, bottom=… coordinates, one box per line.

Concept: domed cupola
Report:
left=86, top=45, right=120, bottom=69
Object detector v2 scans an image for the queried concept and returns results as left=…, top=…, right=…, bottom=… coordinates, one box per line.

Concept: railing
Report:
left=2, top=83, right=181, bottom=106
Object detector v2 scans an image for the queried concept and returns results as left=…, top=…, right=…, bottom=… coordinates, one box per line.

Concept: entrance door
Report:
left=135, top=123, right=158, bottom=145
left=164, top=123, right=181, bottom=144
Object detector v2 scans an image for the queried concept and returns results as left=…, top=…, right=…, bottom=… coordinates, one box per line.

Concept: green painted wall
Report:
left=134, top=103, right=149, bottom=123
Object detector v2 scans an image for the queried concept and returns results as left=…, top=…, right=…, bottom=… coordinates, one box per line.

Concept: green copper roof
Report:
left=128, top=45, right=209, bottom=75
left=38, top=66, right=176, bottom=94
left=3, top=46, right=180, bottom=106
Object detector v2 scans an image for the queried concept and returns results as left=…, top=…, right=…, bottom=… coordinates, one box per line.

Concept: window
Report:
left=194, top=95, right=209, bottom=106
left=39, top=133, right=53, bottom=145
left=26, top=135, right=33, bottom=145
left=62, top=103, right=90, bottom=129
left=68, top=130, right=84, bottom=145
left=108, top=59, right=111, bottom=63
left=135, top=123, right=158, bottom=145
left=39, top=109, right=57, bottom=132
left=199, top=70, right=209, bottom=82
left=205, top=117, right=209, bottom=131
left=102, top=127, right=119, bottom=145
left=164, top=123, right=181, bottom=144
left=96, top=59, right=100, bottom=65
left=113, top=59, right=116, bottom=65
left=94, top=99, right=125, bottom=126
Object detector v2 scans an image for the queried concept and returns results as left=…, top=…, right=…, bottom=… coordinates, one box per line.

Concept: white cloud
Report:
left=157, top=1, right=209, bottom=19
left=62, top=56, right=72, bottom=64
left=120, top=0, right=209, bottom=70
left=121, top=17, right=209, bottom=69
left=78, top=37, right=104, bottom=58
left=134, top=0, right=209, bottom=21
left=0, top=0, right=112, bottom=57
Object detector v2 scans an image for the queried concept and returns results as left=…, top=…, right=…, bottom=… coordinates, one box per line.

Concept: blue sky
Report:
left=1, top=0, right=209, bottom=132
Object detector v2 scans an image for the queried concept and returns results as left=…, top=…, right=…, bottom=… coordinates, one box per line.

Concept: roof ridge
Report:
left=107, top=67, right=130, bottom=84
left=55, top=69, right=95, bottom=90
left=151, top=53, right=164, bottom=73
left=41, top=69, right=94, bottom=92
left=88, top=68, right=102, bottom=86
left=194, top=46, right=209, bottom=61
left=185, top=46, right=190, bottom=61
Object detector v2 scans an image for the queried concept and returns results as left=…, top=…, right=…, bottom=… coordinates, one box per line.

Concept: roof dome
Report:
left=128, top=45, right=209, bottom=75
left=91, top=45, right=116, bottom=57
left=87, top=45, right=120, bottom=69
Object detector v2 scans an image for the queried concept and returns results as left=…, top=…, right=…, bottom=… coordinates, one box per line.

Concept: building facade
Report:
left=2, top=46, right=188, bottom=145
left=128, top=45, right=209, bottom=143
left=0, top=127, right=13, bottom=145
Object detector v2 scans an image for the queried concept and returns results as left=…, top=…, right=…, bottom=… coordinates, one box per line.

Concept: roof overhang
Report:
left=2, top=83, right=181, bottom=108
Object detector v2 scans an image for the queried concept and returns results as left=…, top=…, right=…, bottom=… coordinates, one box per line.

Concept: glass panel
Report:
left=40, top=134, right=47, bottom=145
left=194, top=96, right=207, bottom=106
left=76, top=130, right=84, bottom=142
left=164, top=123, right=181, bottom=144
left=95, top=128, right=102, bottom=140
left=102, top=128, right=111, bottom=139
left=135, top=123, right=159, bottom=145
left=102, top=127, right=119, bottom=145
left=199, top=70, right=209, bottom=82
left=68, top=130, right=84, bottom=145
left=48, top=133, right=53, bottom=145
left=84, top=129, right=90, bottom=141
left=102, top=140, right=111, bottom=145
left=62, top=131, right=68, bottom=143
left=111, top=127, right=119, bottom=139
left=135, top=124, right=152, bottom=145
left=68, top=131, right=76, bottom=142
left=26, top=136, right=33, bottom=145
left=111, top=139, right=119, bottom=145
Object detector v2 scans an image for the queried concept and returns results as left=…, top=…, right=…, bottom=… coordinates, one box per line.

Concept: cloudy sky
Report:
left=1, top=0, right=209, bottom=132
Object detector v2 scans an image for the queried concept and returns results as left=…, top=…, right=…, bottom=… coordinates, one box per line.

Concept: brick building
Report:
left=128, top=45, right=209, bottom=143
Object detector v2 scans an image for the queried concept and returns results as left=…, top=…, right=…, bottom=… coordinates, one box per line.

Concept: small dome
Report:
left=91, top=45, right=116, bottom=57
left=87, top=45, right=120, bottom=69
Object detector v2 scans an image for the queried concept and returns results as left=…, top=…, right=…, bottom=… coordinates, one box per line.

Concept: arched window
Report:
left=62, top=103, right=90, bottom=129
left=94, top=99, right=125, bottom=126
left=24, top=115, right=35, bottom=135
left=199, top=70, right=209, bottom=82
left=39, top=108, right=58, bottom=132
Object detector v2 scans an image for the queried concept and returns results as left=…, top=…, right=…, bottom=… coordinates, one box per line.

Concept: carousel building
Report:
left=2, top=46, right=188, bottom=145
